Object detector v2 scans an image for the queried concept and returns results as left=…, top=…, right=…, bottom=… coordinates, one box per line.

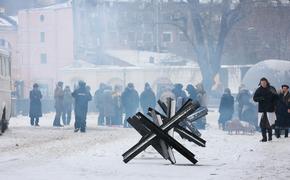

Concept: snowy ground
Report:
left=1, top=109, right=290, bottom=180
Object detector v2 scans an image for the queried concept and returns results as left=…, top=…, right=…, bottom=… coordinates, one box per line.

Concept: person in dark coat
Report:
left=253, top=77, right=278, bottom=142
left=236, top=87, right=252, bottom=120
left=218, top=88, right=234, bottom=130
left=72, top=81, right=92, bottom=133
left=186, top=84, right=198, bottom=101
left=112, top=85, right=123, bottom=126
left=62, top=86, right=73, bottom=126
left=172, top=83, right=187, bottom=111
left=121, top=83, right=139, bottom=128
left=94, top=83, right=106, bottom=126
left=103, top=85, right=114, bottom=126
left=172, top=83, right=187, bottom=100
left=53, top=81, right=64, bottom=127
left=140, top=82, right=156, bottom=114
left=29, top=83, right=42, bottom=126
left=195, top=83, right=207, bottom=129
left=275, top=84, right=290, bottom=138
left=241, top=100, right=258, bottom=130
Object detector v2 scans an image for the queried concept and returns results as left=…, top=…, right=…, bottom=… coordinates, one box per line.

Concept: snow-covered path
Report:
left=1, top=110, right=290, bottom=180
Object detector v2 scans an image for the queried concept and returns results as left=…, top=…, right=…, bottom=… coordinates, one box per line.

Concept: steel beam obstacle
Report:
left=122, top=98, right=207, bottom=164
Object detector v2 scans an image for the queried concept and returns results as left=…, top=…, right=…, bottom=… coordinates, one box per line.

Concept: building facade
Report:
left=17, top=2, right=73, bottom=97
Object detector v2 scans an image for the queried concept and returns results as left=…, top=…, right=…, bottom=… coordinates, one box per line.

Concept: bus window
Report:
left=0, top=56, right=3, bottom=76
left=8, top=58, right=11, bottom=76
left=3, top=57, right=7, bottom=76
left=5, top=57, right=10, bottom=77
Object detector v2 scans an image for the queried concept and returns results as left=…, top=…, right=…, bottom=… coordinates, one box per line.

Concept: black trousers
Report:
left=53, top=109, right=62, bottom=126
left=261, top=127, right=272, bottom=140
left=75, top=115, right=87, bottom=132
left=62, top=109, right=72, bottom=125
left=30, top=117, right=39, bottom=125
left=260, top=112, right=272, bottom=140
left=98, top=108, right=104, bottom=126
left=275, top=128, right=289, bottom=138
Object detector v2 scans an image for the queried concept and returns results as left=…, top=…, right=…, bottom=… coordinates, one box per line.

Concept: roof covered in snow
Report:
left=105, top=49, right=198, bottom=67
left=0, top=14, right=17, bottom=30
left=23, top=1, right=71, bottom=12
left=62, top=60, right=96, bottom=69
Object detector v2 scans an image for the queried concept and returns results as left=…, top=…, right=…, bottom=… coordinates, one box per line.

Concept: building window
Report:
left=162, top=32, right=172, bottom=43
left=3, top=57, right=8, bottom=76
left=8, top=58, right=11, bottom=76
left=40, top=15, right=45, bottom=22
left=40, top=53, right=47, bottom=64
left=143, top=32, right=153, bottom=42
left=40, top=32, right=45, bottom=42
left=0, top=39, right=5, bottom=46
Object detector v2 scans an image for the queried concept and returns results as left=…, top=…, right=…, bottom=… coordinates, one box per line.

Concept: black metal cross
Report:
left=122, top=98, right=207, bottom=164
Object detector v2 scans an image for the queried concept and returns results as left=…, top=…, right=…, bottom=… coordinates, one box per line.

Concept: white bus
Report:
left=0, top=47, right=11, bottom=135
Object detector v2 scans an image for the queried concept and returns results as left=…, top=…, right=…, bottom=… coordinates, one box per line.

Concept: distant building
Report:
left=73, top=0, right=195, bottom=65
left=17, top=2, right=73, bottom=97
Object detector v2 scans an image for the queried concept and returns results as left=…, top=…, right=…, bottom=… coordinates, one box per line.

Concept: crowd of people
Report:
left=28, top=81, right=208, bottom=132
left=29, top=80, right=92, bottom=133
left=28, top=77, right=289, bottom=138
left=253, top=78, right=290, bottom=142
left=217, top=77, right=290, bottom=142
left=93, top=82, right=207, bottom=129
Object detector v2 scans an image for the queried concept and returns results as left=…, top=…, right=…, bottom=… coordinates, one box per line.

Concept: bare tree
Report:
left=166, top=0, right=253, bottom=92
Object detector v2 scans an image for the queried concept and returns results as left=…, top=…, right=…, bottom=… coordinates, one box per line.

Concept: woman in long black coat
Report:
left=218, top=88, right=234, bottom=130
left=29, top=83, right=42, bottom=126
left=275, top=84, right=290, bottom=138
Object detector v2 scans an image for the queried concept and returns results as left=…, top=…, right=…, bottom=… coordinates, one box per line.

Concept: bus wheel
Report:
left=1, top=109, right=7, bottom=133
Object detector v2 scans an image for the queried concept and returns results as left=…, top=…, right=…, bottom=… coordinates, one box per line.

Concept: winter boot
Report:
left=275, top=129, right=281, bottom=138
left=30, top=118, right=34, bottom=126
left=285, top=129, right=289, bottom=138
left=261, top=128, right=267, bottom=142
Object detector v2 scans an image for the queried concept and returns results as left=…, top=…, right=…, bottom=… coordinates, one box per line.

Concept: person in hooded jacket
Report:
left=72, top=81, right=92, bottom=133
